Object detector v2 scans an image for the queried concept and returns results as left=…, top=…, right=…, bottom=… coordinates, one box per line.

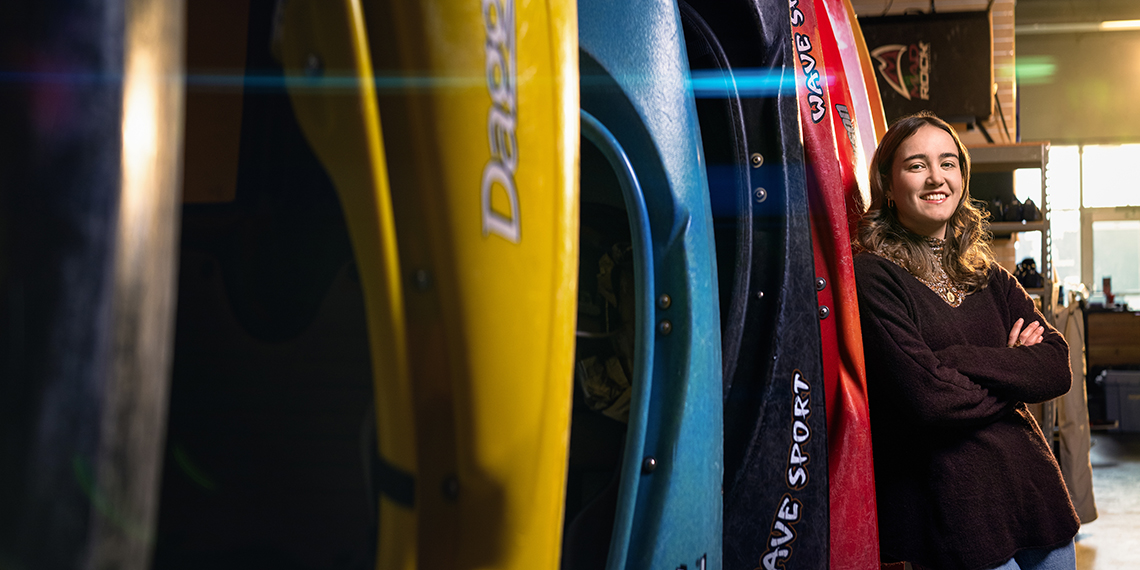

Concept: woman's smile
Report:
left=888, top=124, right=963, bottom=239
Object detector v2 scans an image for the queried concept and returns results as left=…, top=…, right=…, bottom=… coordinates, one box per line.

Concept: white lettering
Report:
left=482, top=161, right=520, bottom=243
left=792, top=371, right=809, bottom=394
left=805, top=71, right=822, bottom=97
left=799, top=53, right=816, bottom=77
left=770, top=520, right=795, bottom=548
left=777, top=496, right=801, bottom=522
left=787, top=466, right=807, bottom=487
left=789, top=0, right=804, bottom=26
left=794, top=33, right=812, bottom=54
left=482, top=0, right=520, bottom=243
left=808, top=95, right=825, bottom=123
left=793, top=394, right=810, bottom=418
left=792, top=9, right=826, bottom=123
left=792, top=420, right=810, bottom=444
left=789, top=442, right=809, bottom=466
left=769, top=371, right=814, bottom=565
left=762, top=548, right=791, bottom=570
left=488, top=106, right=517, bottom=171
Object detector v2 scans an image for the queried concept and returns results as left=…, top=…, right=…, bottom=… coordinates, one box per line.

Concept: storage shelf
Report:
left=990, top=221, right=1046, bottom=234
left=968, top=142, right=1048, bottom=172
left=969, top=141, right=1054, bottom=322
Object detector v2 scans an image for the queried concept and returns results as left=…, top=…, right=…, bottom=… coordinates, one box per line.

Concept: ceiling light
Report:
left=1098, top=19, right=1140, bottom=30
left=1017, top=19, right=1140, bottom=35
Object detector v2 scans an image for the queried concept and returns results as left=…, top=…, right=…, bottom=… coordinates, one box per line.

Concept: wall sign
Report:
left=858, top=11, right=993, bottom=122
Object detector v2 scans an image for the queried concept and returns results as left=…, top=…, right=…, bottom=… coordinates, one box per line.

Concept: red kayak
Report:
left=793, top=1, right=881, bottom=568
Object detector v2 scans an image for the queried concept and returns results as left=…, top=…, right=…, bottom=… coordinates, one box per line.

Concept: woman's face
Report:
left=888, top=124, right=963, bottom=239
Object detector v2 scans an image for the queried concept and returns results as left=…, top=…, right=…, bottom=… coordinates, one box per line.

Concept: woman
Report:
left=853, top=111, right=1080, bottom=570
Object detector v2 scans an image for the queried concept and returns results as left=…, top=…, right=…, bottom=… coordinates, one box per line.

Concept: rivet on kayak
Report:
left=442, top=475, right=459, bottom=501
left=413, top=269, right=432, bottom=291
left=642, top=456, right=657, bottom=474
left=305, top=53, right=323, bottom=77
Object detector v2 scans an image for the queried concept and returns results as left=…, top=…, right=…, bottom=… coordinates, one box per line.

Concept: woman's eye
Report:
left=907, top=163, right=924, bottom=171
left=942, top=162, right=958, bottom=169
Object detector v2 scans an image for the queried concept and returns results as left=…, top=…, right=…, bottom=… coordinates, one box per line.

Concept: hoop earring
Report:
left=886, top=196, right=895, bottom=208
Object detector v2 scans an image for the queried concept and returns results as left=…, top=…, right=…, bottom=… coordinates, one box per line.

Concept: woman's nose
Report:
left=927, top=169, right=944, bottom=186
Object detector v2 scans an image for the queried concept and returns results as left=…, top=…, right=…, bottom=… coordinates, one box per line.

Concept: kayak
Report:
left=573, top=0, right=723, bottom=568
left=284, top=0, right=581, bottom=567
left=678, top=0, right=830, bottom=568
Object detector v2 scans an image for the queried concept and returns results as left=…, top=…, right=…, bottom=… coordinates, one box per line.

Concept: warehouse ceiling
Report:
left=1015, top=0, right=1140, bottom=24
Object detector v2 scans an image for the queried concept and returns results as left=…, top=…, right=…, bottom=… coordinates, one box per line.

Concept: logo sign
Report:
left=791, top=0, right=826, bottom=124
left=858, top=11, right=992, bottom=122
left=758, top=370, right=815, bottom=570
left=870, top=42, right=930, bottom=101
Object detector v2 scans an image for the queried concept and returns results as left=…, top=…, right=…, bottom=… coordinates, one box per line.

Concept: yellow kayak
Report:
left=279, top=0, right=580, bottom=568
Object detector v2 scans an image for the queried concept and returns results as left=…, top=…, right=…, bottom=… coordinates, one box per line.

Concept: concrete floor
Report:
left=1074, top=433, right=1140, bottom=570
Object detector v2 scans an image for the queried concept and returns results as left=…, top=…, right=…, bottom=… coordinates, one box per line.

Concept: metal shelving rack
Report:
left=970, top=142, right=1061, bottom=434
left=969, top=141, right=1053, bottom=314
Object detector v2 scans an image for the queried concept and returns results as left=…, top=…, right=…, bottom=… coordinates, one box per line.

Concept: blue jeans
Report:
left=986, top=540, right=1076, bottom=570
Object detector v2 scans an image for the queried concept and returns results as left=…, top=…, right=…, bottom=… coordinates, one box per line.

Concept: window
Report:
left=1050, top=210, right=1081, bottom=287
left=1044, top=144, right=1140, bottom=308
left=1081, top=145, right=1140, bottom=209
left=1045, top=146, right=1080, bottom=211
left=1043, top=146, right=1082, bottom=293
left=1092, top=220, right=1140, bottom=303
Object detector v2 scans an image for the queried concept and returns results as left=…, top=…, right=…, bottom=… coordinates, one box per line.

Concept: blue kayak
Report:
left=566, top=1, right=724, bottom=569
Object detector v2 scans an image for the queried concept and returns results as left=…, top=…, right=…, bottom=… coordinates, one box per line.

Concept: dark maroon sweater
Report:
left=854, top=252, right=1080, bottom=570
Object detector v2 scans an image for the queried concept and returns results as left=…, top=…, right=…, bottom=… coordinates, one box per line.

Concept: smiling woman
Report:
left=853, top=112, right=1082, bottom=570
left=887, top=124, right=963, bottom=239
left=858, top=111, right=993, bottom=294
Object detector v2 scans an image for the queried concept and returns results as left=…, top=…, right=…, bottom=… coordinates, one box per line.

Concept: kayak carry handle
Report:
left=580, top=109, right=656, bottom=570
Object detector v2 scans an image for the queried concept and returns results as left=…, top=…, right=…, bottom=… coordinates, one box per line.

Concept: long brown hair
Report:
left=857, top=111, right=994, bottom=291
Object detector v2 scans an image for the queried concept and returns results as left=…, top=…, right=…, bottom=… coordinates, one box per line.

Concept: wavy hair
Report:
left=856, top=111, right=994, bottom=291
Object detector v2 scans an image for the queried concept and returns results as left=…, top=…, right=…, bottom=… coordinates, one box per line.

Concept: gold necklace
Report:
left=879, top=238, right=967, bottom=307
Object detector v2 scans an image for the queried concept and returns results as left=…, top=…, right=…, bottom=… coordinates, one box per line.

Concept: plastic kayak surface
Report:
left=819, top=0, right=887, bottom=207
left=285, top=0, right=581, bottom=567
left=577, top=0, right=723, bottom=568
left=678, top=0, right=830, bottom=568
left=797, top=1, right=879, bottom=568
left=277, top=1, right=420, bottom=568
left=839, top=0, right=889, bottom=142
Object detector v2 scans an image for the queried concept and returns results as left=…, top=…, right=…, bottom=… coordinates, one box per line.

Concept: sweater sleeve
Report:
left=933, top=267, right=1072, bottom=404
left=855, top=255, right=1015, bottom=427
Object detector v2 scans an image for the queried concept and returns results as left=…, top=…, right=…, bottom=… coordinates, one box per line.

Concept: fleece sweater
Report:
left=854, top=252, right=1080, bottom=570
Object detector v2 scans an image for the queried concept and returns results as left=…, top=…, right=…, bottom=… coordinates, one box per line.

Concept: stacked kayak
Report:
left=1, top=0, right=887, bottom=568
left=280, top=0, right=580, bottom=567
left=678, top=0, right=827, bottom=568
left=570, top=0, right=723, bottom=569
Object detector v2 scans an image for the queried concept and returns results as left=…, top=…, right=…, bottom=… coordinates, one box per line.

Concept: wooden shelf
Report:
left=968, top=142, right=1049, bottom=172
left=990, top=221, right=1046, bottom=234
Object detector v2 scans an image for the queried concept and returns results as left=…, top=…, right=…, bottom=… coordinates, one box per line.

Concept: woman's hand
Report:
left=1007, top=317, right=1044, bottom=348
